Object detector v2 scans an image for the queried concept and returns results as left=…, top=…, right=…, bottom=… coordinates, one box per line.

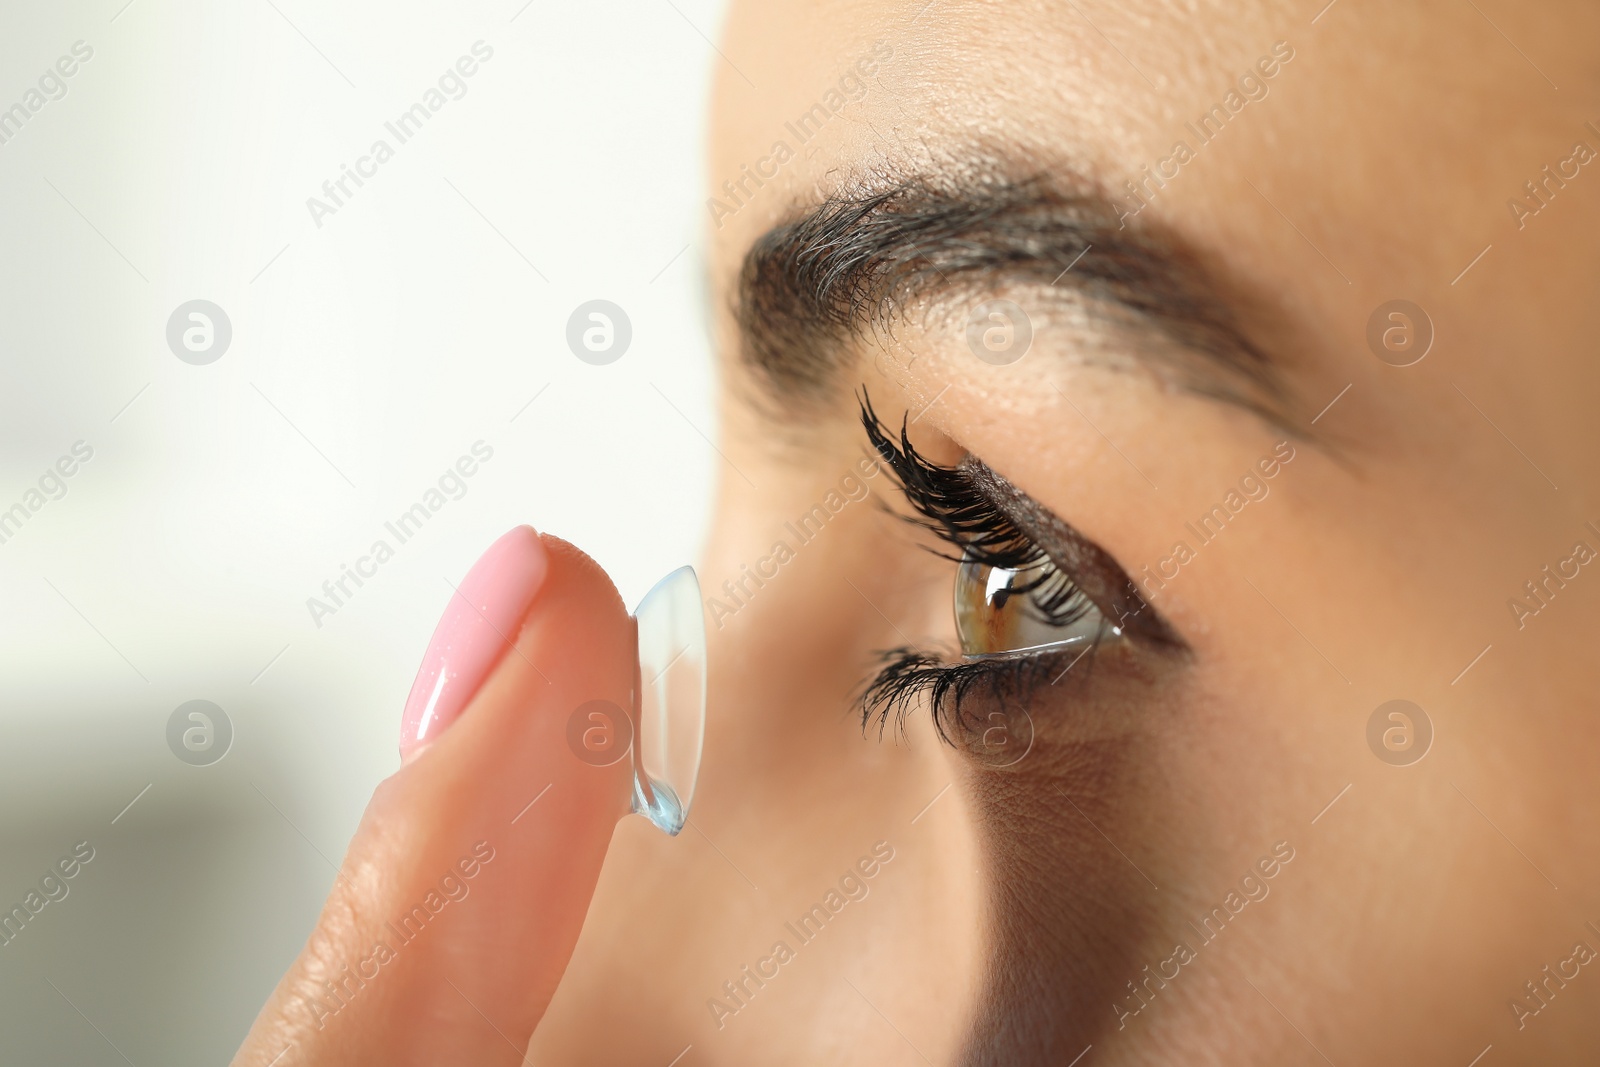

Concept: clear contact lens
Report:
left=630, top=566, right=706, bottom=835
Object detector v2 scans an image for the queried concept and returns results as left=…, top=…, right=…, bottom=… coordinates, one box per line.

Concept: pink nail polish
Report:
left=399, top=526, right=550, bottom=760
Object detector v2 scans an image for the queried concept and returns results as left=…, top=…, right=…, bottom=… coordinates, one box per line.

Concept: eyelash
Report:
left=856, top=392, right=1107, bottom=743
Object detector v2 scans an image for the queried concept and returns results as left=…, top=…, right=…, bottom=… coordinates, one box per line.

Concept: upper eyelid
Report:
left=963, top=460, right=1185, bottom=649
left=859, top=388, right=1185, bottom=650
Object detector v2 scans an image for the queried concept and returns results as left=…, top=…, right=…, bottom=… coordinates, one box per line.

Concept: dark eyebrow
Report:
left=734, top=163, right=1297, bottom=428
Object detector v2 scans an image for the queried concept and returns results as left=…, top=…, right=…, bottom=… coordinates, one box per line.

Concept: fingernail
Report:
left=399, top=526, right=550, bottom=761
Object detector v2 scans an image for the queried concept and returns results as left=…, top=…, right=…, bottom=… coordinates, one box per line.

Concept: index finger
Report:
left=233, top=530, right=637, bottom=1066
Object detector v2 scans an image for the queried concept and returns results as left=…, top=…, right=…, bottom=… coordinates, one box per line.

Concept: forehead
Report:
left=704, top=0, right=1568, bottom=293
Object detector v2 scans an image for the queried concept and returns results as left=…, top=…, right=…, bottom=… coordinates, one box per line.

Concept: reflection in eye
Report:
left=955, top=557, right=1111, bottom=658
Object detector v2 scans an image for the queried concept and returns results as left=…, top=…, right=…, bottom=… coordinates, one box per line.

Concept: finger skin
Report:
left=233, top=536, right=636, bottom=1067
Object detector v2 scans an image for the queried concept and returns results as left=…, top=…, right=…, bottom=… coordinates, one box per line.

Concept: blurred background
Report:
left=0, top=0, right=720, bottom=1061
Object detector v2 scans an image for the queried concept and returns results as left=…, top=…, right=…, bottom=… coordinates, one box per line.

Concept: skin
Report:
left=536, top=1, right=1600, bottom=1064
left=238, top=2, right=1600, bottom=1064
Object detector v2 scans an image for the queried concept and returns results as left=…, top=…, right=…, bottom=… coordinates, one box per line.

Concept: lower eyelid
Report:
left=860, top=632, right=1110, bottom=746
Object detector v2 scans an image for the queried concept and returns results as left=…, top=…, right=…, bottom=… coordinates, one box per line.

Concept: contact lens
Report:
left=629, top=566, right=706, bottom=835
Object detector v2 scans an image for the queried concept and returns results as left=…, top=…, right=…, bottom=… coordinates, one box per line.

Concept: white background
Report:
left=0, top=0, right=721, bottom=1061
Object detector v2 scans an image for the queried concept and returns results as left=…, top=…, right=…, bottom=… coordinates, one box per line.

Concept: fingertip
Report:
left=399, top=525, right=553, bottom=760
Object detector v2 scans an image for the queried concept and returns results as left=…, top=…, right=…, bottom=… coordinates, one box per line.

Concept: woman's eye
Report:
left=954, top=556, right=1108, bottom=657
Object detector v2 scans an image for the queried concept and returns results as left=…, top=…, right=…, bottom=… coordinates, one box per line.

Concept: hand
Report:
left=231, top=530, right=635, bottom=1066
